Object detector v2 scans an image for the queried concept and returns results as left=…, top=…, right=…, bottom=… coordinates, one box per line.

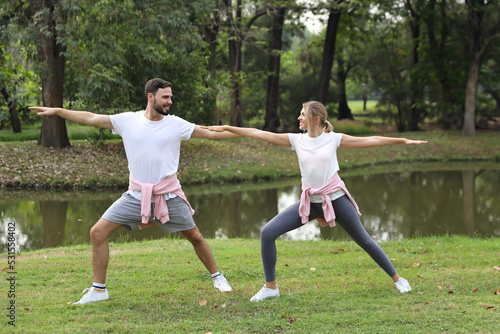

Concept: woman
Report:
left=207, top=101, right=427, bottom=302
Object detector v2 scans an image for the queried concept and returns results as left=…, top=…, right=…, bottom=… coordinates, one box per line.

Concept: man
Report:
left=29, top=78, right=240, bottom=304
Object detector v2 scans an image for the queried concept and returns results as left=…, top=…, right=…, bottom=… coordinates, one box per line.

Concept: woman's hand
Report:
left=404, top=139, right=428, bottom=145
left=200, top=125, right=226, bottom=132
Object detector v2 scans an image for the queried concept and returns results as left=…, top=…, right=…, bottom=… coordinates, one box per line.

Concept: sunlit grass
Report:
left=13, top=236, right=500, bottom=333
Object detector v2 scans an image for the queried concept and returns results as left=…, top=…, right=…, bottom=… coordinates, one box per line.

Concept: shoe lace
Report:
left=254, top=286, right=268, bottom=298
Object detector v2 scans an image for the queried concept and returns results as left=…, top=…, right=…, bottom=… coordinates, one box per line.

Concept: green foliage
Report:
left=1, top=0, right=499, bottom=134
left=62, top=0, right=214, bottom=122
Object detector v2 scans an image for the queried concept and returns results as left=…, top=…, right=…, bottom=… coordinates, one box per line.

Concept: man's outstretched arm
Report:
left=191, top=125, right=241, bottom=140
left=29, top=107, right=113, bottom=129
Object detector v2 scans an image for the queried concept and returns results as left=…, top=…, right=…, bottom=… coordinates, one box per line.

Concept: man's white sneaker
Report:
left=73, top=287, right=109, bottom=304
left=213, top=275, right=232, bottom=292
left=395, top=277, right=412, bottom=293
left=250, top=284, right=279, bottom=302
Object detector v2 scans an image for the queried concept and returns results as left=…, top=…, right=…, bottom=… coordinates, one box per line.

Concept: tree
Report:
left=405, top=0, right=426, bottom=131
left=223, top=0, right=244, bottom=126
left=462, top=0, right=500, bottom=137
left=28, top=0, right=70, bottom=148
left=316, top=1, right=342, bottom=104
left=334, top=47, right=354, bottom=120
left=264, top=4, right=286, bottom=131
left=0, top=49, right=21, bottom=132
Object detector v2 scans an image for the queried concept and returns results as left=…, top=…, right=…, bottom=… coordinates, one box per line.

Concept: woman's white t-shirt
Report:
left=288, top=131, right=345, bottom=203
left=110, top=110, right=195, bottom=200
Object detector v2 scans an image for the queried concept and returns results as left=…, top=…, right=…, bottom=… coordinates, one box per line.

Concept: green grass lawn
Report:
left=7, top=236, right=499, bottom=333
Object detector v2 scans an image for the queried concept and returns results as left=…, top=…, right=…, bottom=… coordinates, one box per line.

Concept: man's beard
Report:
left=153, top=98, right=169, bottom=115
left=154, top=106, right=169, bottom=115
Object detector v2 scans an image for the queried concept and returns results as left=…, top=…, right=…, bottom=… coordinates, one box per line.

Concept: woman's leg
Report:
left=260, top=201, right=324, bottom=284
left=332, top=196, right=397, bottom=278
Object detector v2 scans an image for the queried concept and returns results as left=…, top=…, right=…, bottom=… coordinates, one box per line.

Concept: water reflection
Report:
left=1, top=168, right=499, bottom=251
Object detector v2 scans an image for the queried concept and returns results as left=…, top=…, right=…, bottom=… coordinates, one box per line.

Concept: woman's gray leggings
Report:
left=260, top=195, right=397, bottom=282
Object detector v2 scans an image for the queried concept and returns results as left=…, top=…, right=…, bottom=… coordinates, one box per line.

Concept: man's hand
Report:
left=200, top=125, right=226, bottom=132
left=29, top=106, right=60, bottom=116
left=28, top=106, right=113, bottom=129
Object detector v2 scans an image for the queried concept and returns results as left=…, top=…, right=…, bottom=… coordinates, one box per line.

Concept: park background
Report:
left=1, top=1, right=499, bottom=333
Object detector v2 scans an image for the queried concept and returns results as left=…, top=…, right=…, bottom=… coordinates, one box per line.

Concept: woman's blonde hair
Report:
left=303, top=101, right=333, bottom=133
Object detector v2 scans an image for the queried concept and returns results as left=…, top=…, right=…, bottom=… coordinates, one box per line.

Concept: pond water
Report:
left=1, top=166, right=499, bottom=251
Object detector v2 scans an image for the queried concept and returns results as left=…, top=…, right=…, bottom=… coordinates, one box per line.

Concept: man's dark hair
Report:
left=144, top=78, right=172, bottom=98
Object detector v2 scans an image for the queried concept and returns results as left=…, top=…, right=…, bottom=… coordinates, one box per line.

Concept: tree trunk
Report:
left=462, top=52, right=479, bottom=137
left=406, top=0, right=423, bottom=131
left=224, top=0, right=243, bottom=127
left=264, top=6, right=285, bottom=132
left=316, top=4, right=341, bottom=104
left=462, top=0, right=486, bottom=137
left=336, top=54, right=353, bottom=120
left=208, top=0, right=221, bottom=124
left=1, top=87, right=21, bottom=133
left=29, top=0, right=70, bottom=147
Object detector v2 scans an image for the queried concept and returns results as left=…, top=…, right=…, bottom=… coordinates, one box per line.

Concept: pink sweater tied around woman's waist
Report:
left=128, top=174, right=194, bottom=229
left=299, top=173, right=361, bottom=227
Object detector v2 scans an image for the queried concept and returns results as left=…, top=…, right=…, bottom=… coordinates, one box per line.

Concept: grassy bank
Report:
left=1, top=130, right=499, bottom=190
left=6, top=236, right=499, bottom=333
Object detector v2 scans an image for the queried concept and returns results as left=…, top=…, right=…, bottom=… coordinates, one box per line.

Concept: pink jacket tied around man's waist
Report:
left=299, top=173, right=361, bottom=227
left=128, top=174, right=194, bottom=229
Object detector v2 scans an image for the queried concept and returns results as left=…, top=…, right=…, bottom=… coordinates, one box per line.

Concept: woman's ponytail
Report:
left=323, top=120, right=333, bottom=133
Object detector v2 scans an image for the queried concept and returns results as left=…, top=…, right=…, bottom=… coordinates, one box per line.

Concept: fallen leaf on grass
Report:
left=199, top=300, right=207, bottom=306
left=493, top=266, right=500, bottom=271
left=472, top=288, right=478, bottom=292
left=411, top=262, right=420, bottom=268
left=275, top=325, right=283, bottom=330
left=448, top=290, right=454, bottom=294
left=310, top=268, right=316, bottom=271
left=485, top=306, right=495, bottom=310
left=437, top=286, right=443, bottom=290
left=418, top=291, right=424, bottom=295
left=288, top=317, right=295, bottom=322
left=24, top=308, right=29, bottom=311
left=281, top=314, right=287, bottom=318
left=494, top=289, right=500, bottom=295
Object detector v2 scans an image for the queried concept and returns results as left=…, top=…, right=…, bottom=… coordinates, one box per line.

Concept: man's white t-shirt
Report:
left=110, top=110, right=195, bottom=200
left=288, top=132, right=345, bottom=203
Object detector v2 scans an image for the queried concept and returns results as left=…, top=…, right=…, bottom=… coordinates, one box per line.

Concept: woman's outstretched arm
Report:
left=205, top=125, right=291, bottom=147
left=340, top=134, right=427, bottom=149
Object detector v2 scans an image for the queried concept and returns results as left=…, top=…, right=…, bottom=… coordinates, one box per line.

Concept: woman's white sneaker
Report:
left=250, top=284, right=279, bottom=302
left=73, top=287, right=109, bottom=304
left=395, top=278, right=412, bottom=293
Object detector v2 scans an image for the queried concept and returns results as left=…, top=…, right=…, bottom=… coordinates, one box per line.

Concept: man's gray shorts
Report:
left=101, top=192, right=196, bottom=234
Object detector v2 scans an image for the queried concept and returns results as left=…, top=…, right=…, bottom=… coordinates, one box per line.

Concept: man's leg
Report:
left=90, top=218, right=122, bottom=283
left=181, top=226, right=232, bottom=291
left=181, top=226, right=218, bottom=274
left=74, top=218, right=122, bottom=304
